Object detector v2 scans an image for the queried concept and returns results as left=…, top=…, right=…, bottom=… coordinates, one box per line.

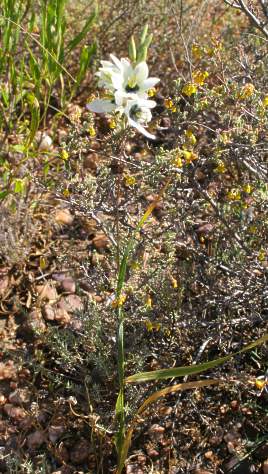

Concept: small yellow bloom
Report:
left=145, top=295, right=153, bottom=308
left=227, top=189, right=241, bottom=201
left=108, top=118, right=117, bottom=129
left=88, top=126, right=96, bottom=137
left=192, top=43, right=202, bottom=60
left=145, top=320, right=153, bottom=332
left=262, top=96, right=268, bottom=107
left=215, top=160, right=226, bottom=174
left=63, top=188, right=70, bottom=197
left=124, top=175, right=136, bottom=187
left=61, top=149, right=69, bottom=161
left=148, top=88, right=156, bottom=97
left=243, top=184, right=252, bottom=194
left=258, top=249, right=266, bottom=262
left=182, top=83, right=197, bottom=97
left=193, top=70, right=209, bottom=86
left=40, top=256, right=47, bottom=270
left=173, top=155, right=183, bottom=168
left=112, top=294, right=126, bottom=308
left=184, top=129, right=197, bottom=146
left=170, top=276, right=178, bottom=289
left=249, top=225, right=257, bottom=234
left=239, top=83, right=255, bottom=100
left=255, top=377, right=267, bottom=390
left=182, top=150, right=198, bottom=163
left=164, top=98, right=175, bottom=109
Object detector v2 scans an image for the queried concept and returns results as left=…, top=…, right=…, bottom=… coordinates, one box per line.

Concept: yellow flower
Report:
left=173, top=155, right=183, bottom=168
left=239, top=83, right=255, bottom=100
left=112, top=294, right=126, bottom=308
left=124, top=175, right=136, bottom=187
left=63, top=188, right=70, bottom=197
left=243, top=184, right=252, bottom=194
left=145, top=295, right=153, bottom=308
left=227, top=189, right=241, bottom=201
left=193, top=70, right=209, bottom=86
left=170, top=276, right=178, bottom=289
left=249, top=225, right=257, bottom=234
left=182, top=150, right=198, bottom=163
left=61, top=149, right=69, bottom=161
left=255, top=377, right=267, bottom=390
left=192, top=43, right=202, bottom=60
left=215, top=160, right=226, bottom=174
left=145, top=320, right=153, bottom=332
left=184, top=129, right=197, bottom=146
left=148, top=88, right=156, bottom=97
left=164, top=98, right=175, bottom=109
left=258, top=249, right=266, bottom=262
left=182, top=83, right=197, bottom=97
left=88, top=126, right=96, bottom=137
left=108, top=118, right=117, bottom=129
left=262, top=96, right=268, bottom=107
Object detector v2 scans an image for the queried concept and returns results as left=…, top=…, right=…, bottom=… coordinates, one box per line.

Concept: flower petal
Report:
left=128, top=117, right=155, bottom=139
left=111, top=73, right=124, bottom=90
left=134, top=62, right=149, bottom=82
left=140, top=77, right=160, bottom=91
left=110, top=54, right=123, bottom=72
left=87, top=99, right=115, bottom=114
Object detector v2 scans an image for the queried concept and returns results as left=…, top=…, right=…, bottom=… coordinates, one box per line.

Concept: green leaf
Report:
left=26, top=93, right=40, bottom=147
left=67, top=5, right=98, bottom=52
left=76, top=42, right=97, bottom=85
left=0, top=190, right=9, bottom=200
left=128, top=35, right=136, bottom=63
left=126, top=334, right=268, bottom=383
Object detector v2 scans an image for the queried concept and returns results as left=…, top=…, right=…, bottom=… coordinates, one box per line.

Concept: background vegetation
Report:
left=0, top=1, right=267, bottom=473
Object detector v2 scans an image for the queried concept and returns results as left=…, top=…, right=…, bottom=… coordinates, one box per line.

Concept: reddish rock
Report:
left=70, top=438, right=91, bottom=465
left=27, top=430, right=45, bottom=450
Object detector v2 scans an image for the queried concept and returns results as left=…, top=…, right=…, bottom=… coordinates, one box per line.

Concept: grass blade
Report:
left=116, top=379, right=220, bottom=474
left=126, top=334, right=268, bottom=383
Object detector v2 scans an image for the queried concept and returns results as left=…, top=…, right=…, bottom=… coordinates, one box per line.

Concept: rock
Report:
left=0, top=361, right=16, bottom=380
left=27, top=309, right=46, bottom=333
left=43, top=304, right=56, bottom=321
left=70, top=438, right=91, bottom=465
left=0, top=276, right=9, bottom=296
left=263, top=460, right=268, bottom=474
left=148, top=424, right=165, bottom=440
left=38, top=134, right=53, bottom=151
left=193, top=470, right=213, bottom=474
left=8, top=389, right=30, bottom=405
left=4, top=404, right=26, bottom=420
left=92, top=233, right=109, bottom=250
left=256, top=443, right=268, bottom=461
left=27, top=430, right=45, bottom=450
left=61, top=277, right=76, bottom=293
left=36, top=283, right=58, bottom=301
left=58, top=295, right=83, bottom=313
left=126, top=464, right=144, bottom=474
left=55, top=209, right=74, bottom=225
left=54, top=308, right=71, bottom=325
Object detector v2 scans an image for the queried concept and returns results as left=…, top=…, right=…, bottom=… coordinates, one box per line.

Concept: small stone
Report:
left=27, top=430, right=45, bottom=450
left=83, top=153, right=99, bottom=172
left=43, top=304, right=56, bottom=321
left=0, top=361, right=16, bottom=380
left=0, top=276, right=9, bottom=296
left=146, top=447, right=159, bottom=458
left=61, top=277, right=76, bottom=293
left=55, top=209, right=74, bottom=225
left=8, top=389, right=30, bottom=405
left=58, top=295, right=83, bottom=313
left=148, top=424, right=165, bottom=440
left=27, top=310, right=46, bottom=333
left=54, top=308, right=71, bottom=325
left=39, top=134, right=53, bottom=151
left=36, top=284, right=58, bottom=301
left=4, top=404, right=26, bottom=420
left=92, top=233, right=109, bottom=250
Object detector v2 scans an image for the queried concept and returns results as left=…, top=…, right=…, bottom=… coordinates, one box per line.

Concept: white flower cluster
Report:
left=87, top=54, right=160, bottom=139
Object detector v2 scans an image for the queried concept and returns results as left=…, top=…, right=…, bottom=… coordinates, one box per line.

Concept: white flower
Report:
left=96, top=54, right=159, bottom=98
left=87, top=54, right=160, bottom=139
left=124, top=98, right=156, bottom=139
